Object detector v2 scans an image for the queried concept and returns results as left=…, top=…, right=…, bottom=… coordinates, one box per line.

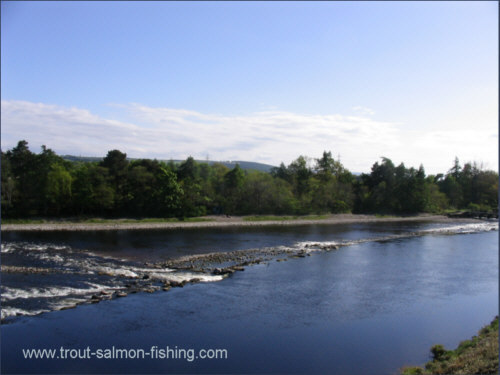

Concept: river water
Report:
left=1, top=220, right=498, bottom=374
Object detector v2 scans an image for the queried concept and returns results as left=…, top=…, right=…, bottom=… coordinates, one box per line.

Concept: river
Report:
left=1, top=220, right=498, bottom=374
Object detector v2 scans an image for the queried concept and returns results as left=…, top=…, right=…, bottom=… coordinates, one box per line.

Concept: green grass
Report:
left=243, top=214, right=330, bottom=222
left=374, top=214, right=396, bottom=218
left=2, top=219, right=49, bottom=224
left=401, top=317, right=499, bottom=375
left=3, top=217, right=213, bottom=225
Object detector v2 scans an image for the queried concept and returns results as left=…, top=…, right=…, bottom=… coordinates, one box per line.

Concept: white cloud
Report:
left=352, top=106, right=376, bottom=116
left=1, top=100, right=497, bottom=174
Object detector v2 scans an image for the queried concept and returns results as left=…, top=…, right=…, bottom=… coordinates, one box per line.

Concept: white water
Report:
left=1, top=282, right=121, bottom=300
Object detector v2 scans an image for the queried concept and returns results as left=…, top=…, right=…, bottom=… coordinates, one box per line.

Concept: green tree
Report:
left=439, top=175, right=463, bottom=208
left=126, top=164, right=155, bottom=215
left=154, top=166, right=183, bottom=216
left=426, top=181, right=449, bottom=212
left=207, top=163, right=230, bottom=214
left=100, top=150, right=128, bottom=212
left=474, top=170, right=498, bottom=209
left=6, top=141, right=38, bottom=216
left=270, top=162, right=293, bottom=184
left=288, top=156, right=312, bottom=198
left=315, top=151, right=335, bottom=182
left=45, top=164, right=72, bottom=215
left=363, top=157, right=397, bottom=212
left=449, top=157, right=461, bottom=179
left=1, top=152, right=16, bottom=215
left=175, top=157, right=208, bottom=217
left=73, top=164, right=115, bottom=214
left=223, top=164, right=245, bottom=214
left=177, top=156, right=199, bottom=181
left=71, top=163, right=95, bottom=215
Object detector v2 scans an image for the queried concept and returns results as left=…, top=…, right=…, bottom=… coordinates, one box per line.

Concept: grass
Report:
left=401, top=316, right=499, bottom=375
left=2, top=219, right=49, bottom=224
left=374, top=214, right=396, bottom=218
left=243, top=214, right=331, bottom=222
left=84, top=217, right=212, bottom=224
left=2, top=217, right=213, bottom=225
left=5, top=214, right=331, bottom=225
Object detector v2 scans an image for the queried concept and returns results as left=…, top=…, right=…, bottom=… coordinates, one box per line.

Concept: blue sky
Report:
left=1, top=1, right=497, bottom=174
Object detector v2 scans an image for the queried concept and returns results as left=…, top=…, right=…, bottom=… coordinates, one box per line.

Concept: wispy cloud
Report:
left=1, top=100, right=497, bottom=174
left=352, top=106, right=375, bottom=116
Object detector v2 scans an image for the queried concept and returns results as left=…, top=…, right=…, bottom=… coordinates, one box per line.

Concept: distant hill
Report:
left=61, top=155, right=276, bottom=173
left=62, top=155, right=103, bottom=163
left=207, top=160, right=276, bottom=172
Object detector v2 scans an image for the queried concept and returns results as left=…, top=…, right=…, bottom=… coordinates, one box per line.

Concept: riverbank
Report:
left=0, top=213, right=482, bottom=231
left=401, top=316, right=499, bottom=374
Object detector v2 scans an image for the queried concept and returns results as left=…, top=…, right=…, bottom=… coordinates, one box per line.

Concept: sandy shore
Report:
left=0, top=214, right=480, bottom=232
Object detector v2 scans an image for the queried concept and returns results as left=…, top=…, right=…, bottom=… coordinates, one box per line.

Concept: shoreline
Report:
left=0, top=214, right=482, bottom=232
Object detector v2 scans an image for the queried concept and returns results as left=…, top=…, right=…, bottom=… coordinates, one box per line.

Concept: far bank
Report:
left=0, top=214, right=484, bottom=232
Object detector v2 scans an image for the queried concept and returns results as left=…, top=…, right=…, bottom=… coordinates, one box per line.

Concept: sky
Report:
left=1, top=1, right=498, bottom=174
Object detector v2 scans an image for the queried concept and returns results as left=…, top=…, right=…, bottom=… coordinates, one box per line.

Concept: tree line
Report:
left=1, top=140, right=497, bottom=218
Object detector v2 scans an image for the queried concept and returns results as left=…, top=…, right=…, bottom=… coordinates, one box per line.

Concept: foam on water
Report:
left=294, top=222, right=498, bottom=250
left=148, top=271, right=224, bottom=283
left=1, top=307, right=50, bottom=320
left=295, top=241, right=340, bottom=251
left=1, top=242, right=71, bottom=254
left=422, top=222, right=498, bottom=234
left=1, top=283, right=120, bottom=301
left=94, top=266, right=140, bottom=278
left=49, top=298, right=88, bottom=311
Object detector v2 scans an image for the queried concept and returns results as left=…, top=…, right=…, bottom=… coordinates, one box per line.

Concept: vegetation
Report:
left=1, top=141, right=498, bottom=219
left=401, top=317, right=499, bottom=375
left=62, top=155, right=276, bottom=173
left=243, top=215, right=330, bottom=222
left=1, top=217, right=213, bottom=225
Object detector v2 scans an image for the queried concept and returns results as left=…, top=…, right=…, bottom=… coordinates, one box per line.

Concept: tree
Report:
left=100, top=150, right=128, bottom=212
left=363, top=157, right=397, bottom=212
left=224, top=164, right=244, bottom=190
left=208, top=163, right=230, bottom=214
left=223, top=164, right=245, bottom=214
left=6, top=141, right=38, bottom=216
left=1, top=152, right=16, bottom=215
left=100, top=149, right=128, bottom=177
left=439, top=175, right=462, bottom=208
left=177, top=156, right=199, bottom=181
left=270, top=162, right=293, bottom=184
left=315, top=151, right=335, bottom=181
left=126, top=164, right=155, bottom=215
left=37, top=145, right=68, bottom=214
left=45, top=164, right=72, bottom=215
left=474, top=170, right=498, bottom=209
left=1, top=139, right=495, bottom=218
left=411, top=165, right=428, bottom=212
left=449, top=157, right=461, bottom=180
left=154, top=166, right=183, bottom=217
left=288, top=156, right=312, bottom=197
left=72, top=164, right=115, bottom=214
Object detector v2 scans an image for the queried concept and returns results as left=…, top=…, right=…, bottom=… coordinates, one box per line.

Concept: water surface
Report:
left=1, top=221, right=497, bottom=374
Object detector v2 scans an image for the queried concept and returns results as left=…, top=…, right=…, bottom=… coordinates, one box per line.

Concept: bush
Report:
left=430, top=344, right=448, bottom=361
